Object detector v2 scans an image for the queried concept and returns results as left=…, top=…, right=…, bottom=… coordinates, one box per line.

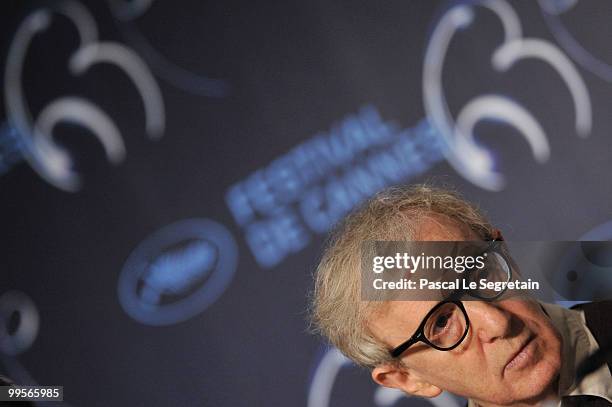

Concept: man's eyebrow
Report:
left=388, top=303, right=429, bottom=337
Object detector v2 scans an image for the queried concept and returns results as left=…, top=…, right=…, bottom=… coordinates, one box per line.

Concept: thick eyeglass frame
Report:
left=389, top=238, right=511, bottom=359
left=463, top=239, right=512, bottom=300
left=389, top=299, right=469, bottom=357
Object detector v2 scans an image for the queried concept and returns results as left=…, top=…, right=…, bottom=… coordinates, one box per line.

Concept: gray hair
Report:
left=309, top=183, right=494, bottom=368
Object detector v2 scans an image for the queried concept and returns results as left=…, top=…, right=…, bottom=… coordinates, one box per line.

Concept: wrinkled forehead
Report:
left=365, top=215, right=481, bottom=344
left=368, top=300, right=439, bottom=346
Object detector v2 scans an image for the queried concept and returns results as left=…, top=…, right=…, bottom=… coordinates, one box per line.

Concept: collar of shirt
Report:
left=467, top=302, right=611, bottom=407
left=541, top=302, right=612, bottom=404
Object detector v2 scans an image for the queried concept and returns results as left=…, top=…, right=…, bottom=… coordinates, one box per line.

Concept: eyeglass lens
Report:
left=424, top=302, right=468, bottom=349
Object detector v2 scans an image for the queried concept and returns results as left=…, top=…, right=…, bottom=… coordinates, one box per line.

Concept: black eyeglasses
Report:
left=389, top=239, right=513, bottom=358
left=461, top=239, right=513, bottom=300
left=390, top=300, right=470, bottom=358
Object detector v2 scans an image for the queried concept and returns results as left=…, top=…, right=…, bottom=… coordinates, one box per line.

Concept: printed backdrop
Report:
left=1, top=0, right=612, bottom=406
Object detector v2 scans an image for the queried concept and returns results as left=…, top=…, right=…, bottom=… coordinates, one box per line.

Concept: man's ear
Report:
left=371, top=363, right=442, bottom=398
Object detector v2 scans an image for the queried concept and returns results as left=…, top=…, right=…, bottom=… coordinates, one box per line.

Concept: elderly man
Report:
left=311, top=184, right=612, bottom=406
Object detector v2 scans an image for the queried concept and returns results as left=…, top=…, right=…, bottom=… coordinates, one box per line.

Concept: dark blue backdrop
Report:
left=1, top=0, right=612, bottom=406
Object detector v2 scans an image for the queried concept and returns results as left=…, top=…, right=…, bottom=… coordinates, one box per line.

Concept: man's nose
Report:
left=467, top=301, right=513, bottom=343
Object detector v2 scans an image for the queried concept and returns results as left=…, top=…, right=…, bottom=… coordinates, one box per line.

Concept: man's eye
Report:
left=435, top=314, right=449, bottom=329
left=431, top=312, right=456, bottom=339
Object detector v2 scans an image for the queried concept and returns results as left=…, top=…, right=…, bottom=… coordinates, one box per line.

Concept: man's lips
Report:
left=503, top=334, right=536, bottom=375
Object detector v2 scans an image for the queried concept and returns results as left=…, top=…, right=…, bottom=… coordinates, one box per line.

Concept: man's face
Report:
left=368, top=216, right=562, bottom=405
